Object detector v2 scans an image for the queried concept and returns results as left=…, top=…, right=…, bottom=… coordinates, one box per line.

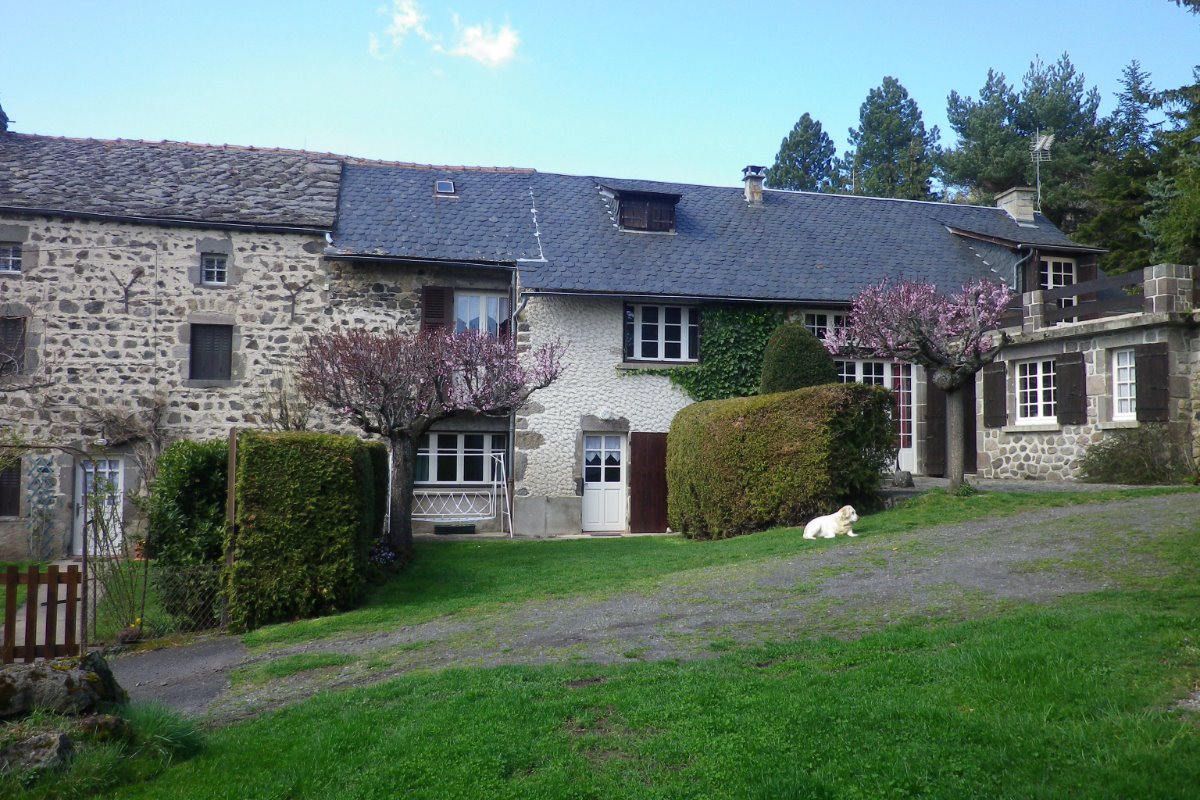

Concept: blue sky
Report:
left=2, top=1, right=1197, bottom=187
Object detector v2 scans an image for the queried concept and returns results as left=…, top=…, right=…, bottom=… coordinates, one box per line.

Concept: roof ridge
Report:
left=344, top=159, right=535, bottom=173
left=7, top=132, right=351, bottom=160
left=762, top=186, right=1001, bottom=212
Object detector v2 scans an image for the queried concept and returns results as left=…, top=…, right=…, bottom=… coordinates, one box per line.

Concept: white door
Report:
left=73, top=458, right=124, bottom=557
left=582, top=434, right=626, bottom=532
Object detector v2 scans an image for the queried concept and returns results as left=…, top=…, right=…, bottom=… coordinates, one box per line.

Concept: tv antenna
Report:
left=1030, top=130, right=1055, bottom=212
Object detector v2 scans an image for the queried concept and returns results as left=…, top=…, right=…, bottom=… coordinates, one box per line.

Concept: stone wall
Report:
left=513, top=294, right=693, bottom=535
left=0, top=213, right=512, bottom=557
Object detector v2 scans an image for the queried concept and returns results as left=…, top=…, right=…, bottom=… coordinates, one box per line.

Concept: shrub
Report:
left=225, top=431, right=378, bottom=632
left=365, top=440, right=389, bottom=540
left=667, top=383, right=895, bottom=539
left=758, top=321, right=838, bottom=394
left=143, top=439, right=229, bottom=628
left=1079, top=424, right=1193, bottom=484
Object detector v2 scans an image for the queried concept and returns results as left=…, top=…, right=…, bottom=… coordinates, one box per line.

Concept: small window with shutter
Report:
left=0, top=317, right=26, bottom=376
left=189, top=324, right=233, bottom=380
left=0, top=463, right=19, bottom=516
left=421, top=286, right=454, bottom=332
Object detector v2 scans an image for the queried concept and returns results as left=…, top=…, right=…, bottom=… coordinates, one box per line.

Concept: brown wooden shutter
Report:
left=1135, top=342, right=1170, bottom=422
left=421, top=286, right=454, bottom=332
left=0, top=317, right=25, bottom=375
left=629, top=432, right=669, bottom=533
left=924, top=381, right=947, bottom=477
left=0, top=464, right=19, bottom=517
left=190, top=324, right=233, bottom=380
left=648, top=202, right=675, bottom=232
left=1055, top=352, right=1087, bottom=425
left=982, top=362, right=1007, bottom=428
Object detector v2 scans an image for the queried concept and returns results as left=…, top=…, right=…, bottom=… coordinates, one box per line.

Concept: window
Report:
left=615, top=190, right=679, bottom=233
left=1016, top=359, right=1056, bottom=422
left=0, top=317, right=25, bottom=375
left=835, top=360, right=913, bottom=448
left=1112, top=348, right=1136, bottom=420
left=416, top=433, right=507, bottom=484
left=201, top=253, right=228, bottom=286
left=189, top=324, right=233, bottom=380
left=0, top=463, right=18, bottom=516
left=434, top=179, right=456, bottom=195
left=623, top=304, right=700, bottom=362
left=803, top=312, right=846, bottom=340
left=1039, top=256, right=1076, bottom=314
left=455, top=292, right=510, bottom=336
left=0, top=243, right=21, bottom=274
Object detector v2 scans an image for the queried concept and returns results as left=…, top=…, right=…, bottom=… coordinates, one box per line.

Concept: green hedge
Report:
left=144, top=439, right=229, bottom=627
left=365, top=441, right=389, bottom=539
left=225, top=431, right=378, bottom=632
left=758, top=321, right=837, bottom=394
left=667, top=383, right=895, bottom=539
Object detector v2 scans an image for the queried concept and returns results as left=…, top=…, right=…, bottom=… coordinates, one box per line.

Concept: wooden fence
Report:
left=2, top=564, right=83, bottom=664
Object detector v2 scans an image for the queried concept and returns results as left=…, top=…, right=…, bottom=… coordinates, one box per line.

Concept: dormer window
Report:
left=606, top=187, right=681, bottom=233
left=434, top=179, right=456, bottom=195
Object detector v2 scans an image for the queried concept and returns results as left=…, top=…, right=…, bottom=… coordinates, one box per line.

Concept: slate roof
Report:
left=329, top=164, right=1099, bottom=303
left=329, top=163, right=540, bottom=263
left=0, top=133, right=343, bottom=229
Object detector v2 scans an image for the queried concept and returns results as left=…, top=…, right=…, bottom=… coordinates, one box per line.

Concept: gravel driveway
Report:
left=109, top=490, right=1198, bottom=723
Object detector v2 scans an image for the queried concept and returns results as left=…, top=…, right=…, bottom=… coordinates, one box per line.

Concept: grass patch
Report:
left=103, top=589, right=1200, bottom=799
left=2, top=703, right=201, bottom=800
left=233, top=653, right=359, bottom=687
left=243, top=487, right=1198, bottom=649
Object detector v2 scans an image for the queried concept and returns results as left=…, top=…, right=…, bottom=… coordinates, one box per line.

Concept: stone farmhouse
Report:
left=0, top=132, right=1195, bottom=556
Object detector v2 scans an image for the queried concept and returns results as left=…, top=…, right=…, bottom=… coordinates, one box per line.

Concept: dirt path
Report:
left=109, top=492, right=1197, bottom=723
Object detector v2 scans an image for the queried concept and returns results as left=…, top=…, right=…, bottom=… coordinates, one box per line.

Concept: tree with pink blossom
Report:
left=824, top=278, right=1014, bottom=489
left=299, top=328, right=564, bottom=551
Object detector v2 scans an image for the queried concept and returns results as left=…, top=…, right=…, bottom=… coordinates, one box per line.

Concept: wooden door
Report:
left=924, top=380, right=977, bottom=477
left=629, top=432, right=669, bottom=533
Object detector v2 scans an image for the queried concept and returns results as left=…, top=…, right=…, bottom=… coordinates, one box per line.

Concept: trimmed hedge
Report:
left=667, top=383, right=895, bottom=539
left=144, top=439, right=229, bottom=627
left=758, top=321, right=838, bottom=394
left=225, top=431, right=378, bottom=632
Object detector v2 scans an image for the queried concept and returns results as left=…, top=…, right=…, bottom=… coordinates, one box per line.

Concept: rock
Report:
left=0, top=653, right=128, bottom=720
left=0, top=733, right=73, bottom=774
left=892, top=470, right=914, bottom=488
left=77, top=713, right=132, bottom=743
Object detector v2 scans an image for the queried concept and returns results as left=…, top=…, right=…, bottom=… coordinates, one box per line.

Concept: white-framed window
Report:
left=803, top=311, right=847, bottom=340
left=1112, top=348, right=1136, bottom=421
left=455, top=292, right=510, bottom=336
left=416, top=433, right=507, bottom=484
left=835, top=360, right=914, bottom=449
left=1016, top=359, right=1057, bottom=422
left=623, top=304, right=700, bottom=362
left=1039, top=256, right=1076, bottom=314
left=201, top=253, right=228, bottom=286
left=0, top=243, right=21, bottom=274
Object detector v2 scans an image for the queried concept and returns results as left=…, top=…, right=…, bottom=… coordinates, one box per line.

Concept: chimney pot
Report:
left=995, top=186, right=1037, bottom=223
left=742, top=165, right=766, bottom=206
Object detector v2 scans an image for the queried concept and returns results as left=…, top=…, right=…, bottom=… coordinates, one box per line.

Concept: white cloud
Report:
left=369, top=2, right=520, bottom=68
left=441, top=16, right=520, bottom=68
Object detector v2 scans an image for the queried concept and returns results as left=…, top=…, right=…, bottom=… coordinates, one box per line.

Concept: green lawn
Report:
left=103, top=503, right=1200, bottom=799
left=244, top=487, right=1195, bottom=648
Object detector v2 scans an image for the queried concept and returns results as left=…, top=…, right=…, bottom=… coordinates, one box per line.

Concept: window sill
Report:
left=183, top=379, right=238, bottom=389
left=1003, top=422, right=1061, bottom=434
left=1099, top=419, right=1139, bottom=430
left=617, top=361, right=697, bottom=371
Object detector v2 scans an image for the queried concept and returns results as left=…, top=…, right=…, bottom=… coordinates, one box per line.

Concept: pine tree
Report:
left=765, top=113, right=836, bottom=192
left=1142, top=67, right=1200, bottom=265
left=941, top=54, right=1103, bottom=231
left=0, top=100, right=8, bottom=133
left=847, top=77, right=940, bottom=200
left=1076, top=62, right=1159, bottom=273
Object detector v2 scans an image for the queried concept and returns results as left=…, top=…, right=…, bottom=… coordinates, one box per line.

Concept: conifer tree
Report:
left=846, top=77, right=940, bottom=200
left=766, top=113, right=836, bottom=192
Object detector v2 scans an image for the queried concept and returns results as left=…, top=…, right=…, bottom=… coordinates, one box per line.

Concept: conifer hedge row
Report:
left=666, top=384, right=895, bottom=539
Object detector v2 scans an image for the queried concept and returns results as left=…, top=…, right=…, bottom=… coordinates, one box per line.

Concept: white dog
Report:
left=802, top=505, right=859, bottom=540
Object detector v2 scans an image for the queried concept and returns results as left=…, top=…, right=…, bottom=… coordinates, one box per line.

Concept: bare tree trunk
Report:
left=387, top=436, right=418, bottom=553
left=946, top=387, right=966, bottom=491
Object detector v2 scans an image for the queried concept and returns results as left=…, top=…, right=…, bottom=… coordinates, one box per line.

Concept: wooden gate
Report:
left=2, top=564, right=83, bottom=664
left=629, top=432, right=669, bottom=533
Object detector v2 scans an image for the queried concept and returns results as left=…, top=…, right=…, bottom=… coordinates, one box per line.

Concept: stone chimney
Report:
left=996, top=186, right=1037, bottom=223
left=742, top=165, right=766, bottom=206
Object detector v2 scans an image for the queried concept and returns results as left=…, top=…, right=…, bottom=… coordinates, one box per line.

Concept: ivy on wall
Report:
left=628, top=306, right=784, bottom=401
